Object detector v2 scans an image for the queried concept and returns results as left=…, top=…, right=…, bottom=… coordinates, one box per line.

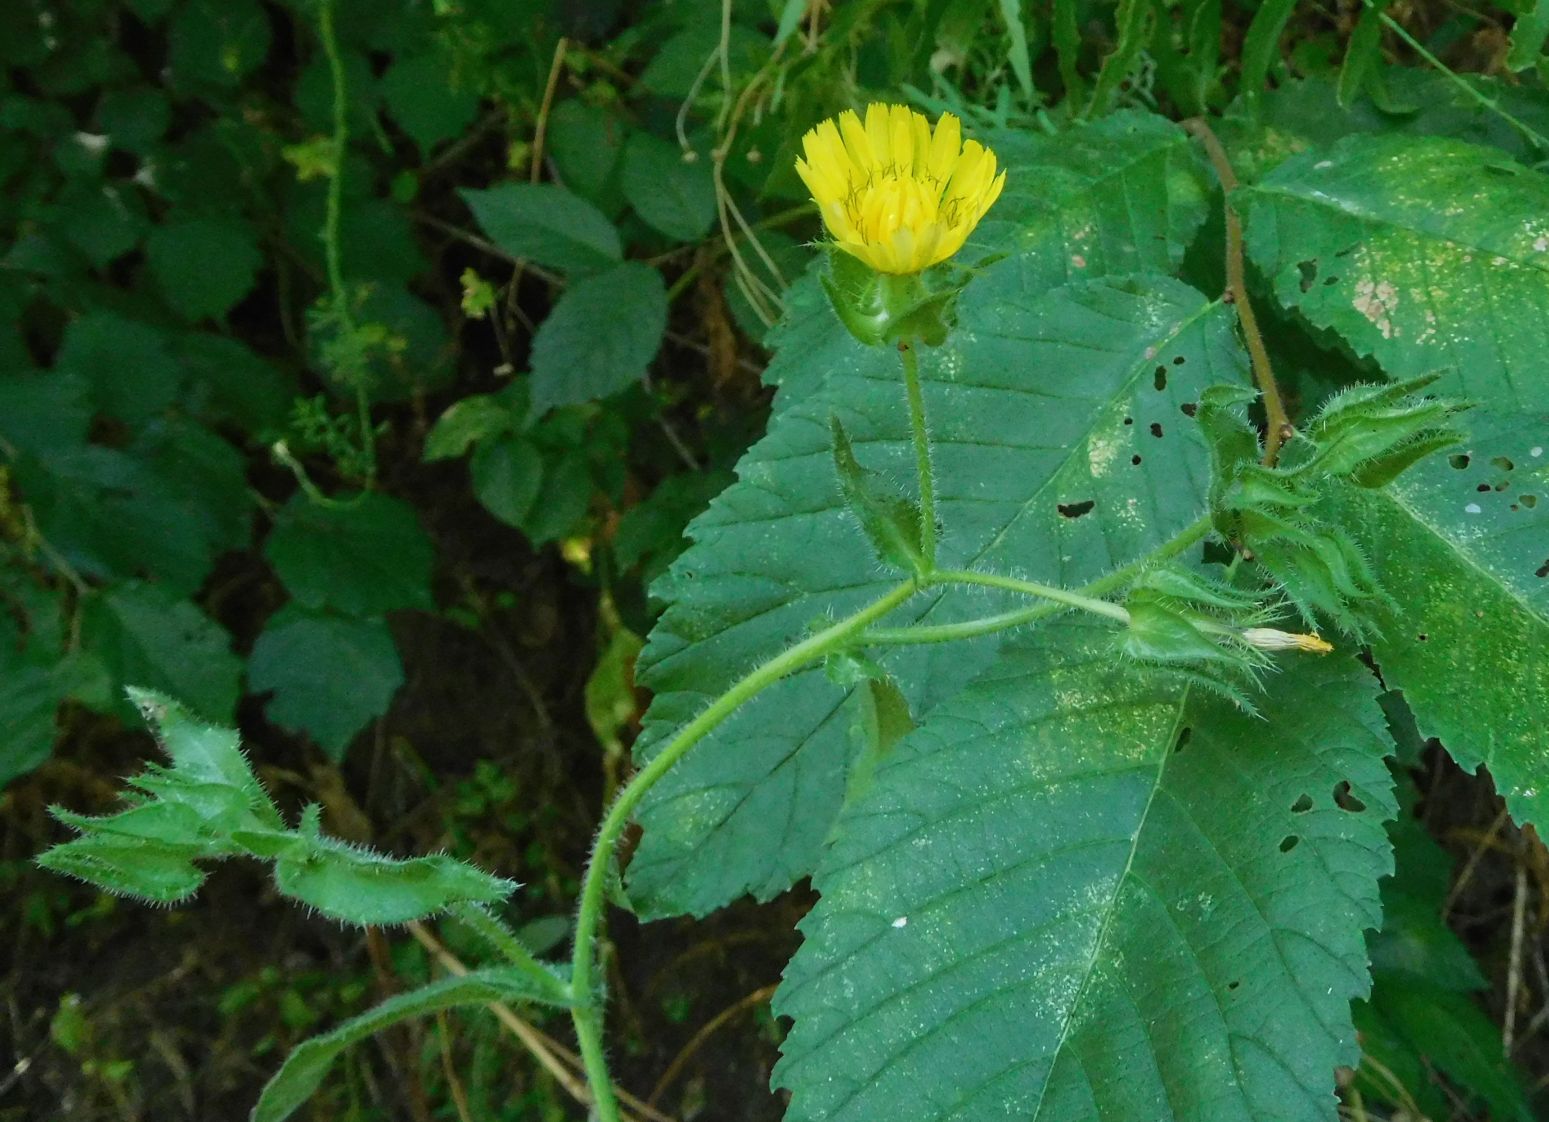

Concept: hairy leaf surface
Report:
left=776, top=626, right=1394, bottom=1122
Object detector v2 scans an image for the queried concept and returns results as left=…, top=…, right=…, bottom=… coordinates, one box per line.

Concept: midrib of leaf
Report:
left=1029, top=686, right=1194, bottom=1119
left=790, top=691, right=1183, bottom=1112
left=1384, top=486, right=1543, bottom=623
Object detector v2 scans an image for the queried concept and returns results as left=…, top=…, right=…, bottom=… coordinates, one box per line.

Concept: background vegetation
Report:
left=3, top=0, right=1548, bottom=1119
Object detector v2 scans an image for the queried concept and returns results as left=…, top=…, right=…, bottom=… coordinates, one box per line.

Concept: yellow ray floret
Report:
left=794, top=103, right=1007, bottom=275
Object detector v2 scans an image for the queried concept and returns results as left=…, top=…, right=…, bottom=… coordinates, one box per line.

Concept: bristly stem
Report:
left=1180, top=117, right=1290, bottom=466
left=866, top=514, right=1215, bottom=645
left=449, top=903, right=570, bottom=1005
left=898, top=339, right=938, bottom=567
left=567, top=581, right=917, bottom=1122
left=929, top=569, right=1132, bottom=624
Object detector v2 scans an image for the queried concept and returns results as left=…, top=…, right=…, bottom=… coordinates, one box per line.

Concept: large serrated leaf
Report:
left=1239, top=133, right=1549, bottom=414
left=627, top=114, right=1225, bottom=920
left=1239, top=134, right=1549, bottom=833
left=629, top=272, right=1243, bottom=918
left=1332, top=416, right=1549, bottom=830
left=775, top=625, right=1394, bottom=1122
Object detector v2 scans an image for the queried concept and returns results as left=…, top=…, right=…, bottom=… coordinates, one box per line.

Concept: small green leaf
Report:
left=423, top=392, right=520, bottom=461
left=773, top=0, right=807, bottom=46
left=819, top=251, right=891, bottom=347
left=273, top=808, right=516, bottom=925
left=128, top=688, right=273, bottom=805
left=459, top=183, right=621, bottom=274
left=95, top=85, right=170, bottom=153
left=1358, top=815, right=1534, bottom=1122
left=995, top=0, right=1034, bottom=98
left=146, top=216, right=263, bottom=321
left=529, top=261, right=667, bottom=413
left=247, top=609, right=405, bottom=761
left=842, top=676, right=913, bottom=808
left=265, top=492, right=435, bottom=617
left=83, top=585, right=242, bottom=722
left=621, top=132, right=716, bottom=242
left=1239, top=0, right=1297, bottom=105
left=176, top=334, right=296, bottom=433
left=380, top=53, right=479, bottom=154
left=0, top=371, right=91, bottom=458
left=53, top=311, right=181, bottom=423
left=167, top=0, right=271, bottom=91
left=465, top=418, right=599, bottom=545
left=613, top=469, right=732, bottom=580
left=36, top=692, right=280, bottom=901
left=1337, top=0, right=1389, bottom=107
left=830, top=416, right=925, bottom=573
left=469, top=434, right=544, bottom=528
left=545, top=100, right=626, bottom=211
left=0, top=653, right=60, bottom=787
left=1358, top=981, right=1534, bottom=1122
left=15, top=428, right=249, bottom=597
left=38, top=836, right=208, bottom=904
left=251, top=968, right=569, bottom=1122
left=1508, top=0, right=1549, bottom=71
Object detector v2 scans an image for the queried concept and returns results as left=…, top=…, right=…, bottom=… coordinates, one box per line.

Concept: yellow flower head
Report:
left=795, top=103, right=1006, bottom=275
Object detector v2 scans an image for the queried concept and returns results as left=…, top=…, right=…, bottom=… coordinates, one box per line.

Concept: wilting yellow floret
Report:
left=1240, top=628, right=1335, bottom=655
left=794, top=103, right=1006, bottom=275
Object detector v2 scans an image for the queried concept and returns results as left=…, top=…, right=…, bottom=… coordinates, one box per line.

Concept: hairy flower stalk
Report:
left=795, top=103, right=1006, bottom=275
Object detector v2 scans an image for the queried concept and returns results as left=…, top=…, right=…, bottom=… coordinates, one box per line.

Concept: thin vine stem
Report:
left=1180, top=117, right=1291, bottom=466
left=318, top=0, right=377, bottom=483
left=568, top=580, right=918, bottom=1122
left=1370, top=3, right=1549, bottom=152
left=899, top=340, right=938, bottom=567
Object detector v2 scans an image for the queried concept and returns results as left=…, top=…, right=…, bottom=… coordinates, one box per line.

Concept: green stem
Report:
left=568, top=580, right=918, bottom=1121
left=319, top=0, right=349, bottom=330
left=868, top=515, right=1215, bottom=646
left=929, top=568, right=1132, bottom=624
left=450, top=903, right=570, bottom=1005
left=318, top=0, right=377, bottom=483
left=898, top=340, right=937, bottom=568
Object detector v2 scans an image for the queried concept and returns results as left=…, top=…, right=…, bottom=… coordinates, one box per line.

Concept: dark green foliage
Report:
left=8, top=3, right=1549, bottom=1121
